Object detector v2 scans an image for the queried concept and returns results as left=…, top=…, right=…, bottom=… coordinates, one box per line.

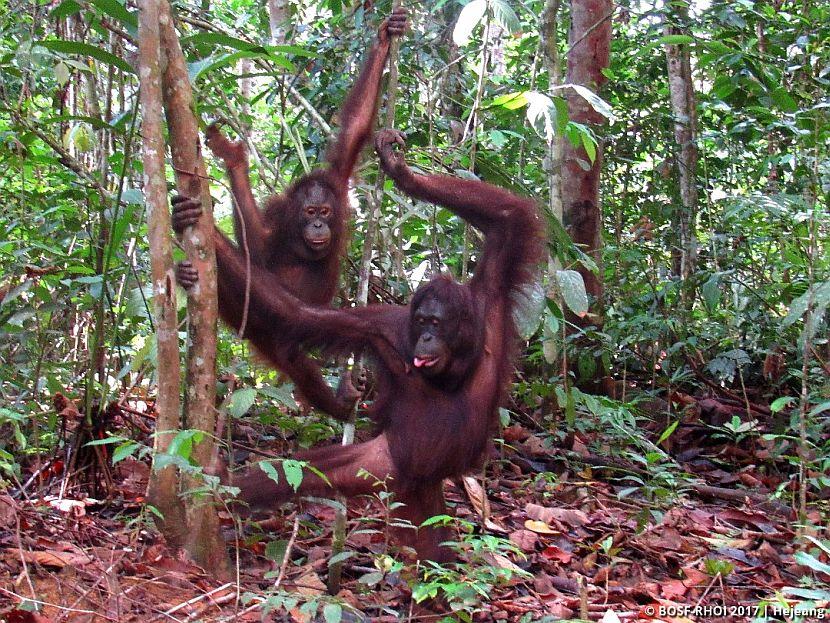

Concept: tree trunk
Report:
left=664, top=1, right=698, bottom=285
left=560, top=0, right=611, bottom=391
left=158, top=0, right=229, bottom=578
left=562, top=0, right=611, bottom=328
left=138, top=0, right=187, bottom=546
left=267, top=0, right=290, bottom=45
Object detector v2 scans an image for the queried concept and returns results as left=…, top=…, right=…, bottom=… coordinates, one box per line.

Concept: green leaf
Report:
left=189, top=51, right=294, bottom=82
left=282, top=459, right=304, bottom=491
left=36, top=39, right=134, bottom=74
left=524, top=91, right=556, bottom=140
left=490, top=0, right=520, bottom=33
left=581, top=131, right=596, bottom=163
left=259, top=460, right=280, bottom=484
left=327, top=550, right=356, bottom=566
left=567, top=84, right=616, bottom=122
left=182, top=32, right=267, bottom=52
left=489, top=91, right=527, bottom=110
left=782, top=587, right=830, bottom=600
left=322, top=603, right=342, bottom=623
left=656, top=420, right=679, bottom=445
left=358, top=571, right=384, bottom=585
left=555, top=270, right=589, bottom=317
left=227, top=388, right=257, bottom=418
left=51, top=0, right=82, bottom=19
left=264, top=539, right=287, bottom=561
left=43, top=114, right=119, bottom=132
left=453, top=0, right=486, bottom=46
left=783, top=281, right=830, bottom=327
left=770, top=396, right=794, bottom=413
left=90, top=0, right=137, bottom=29
left=808, top=401, right=830, bottom=418
left=658, top=34, right=695, bottom=45
left=795, top=551, right=830, bottom=576
left=112, top=441, right=140, bottom=464
left=770, top=87, right=798, bottom=113
left=702, top=274, right=721, bottom=312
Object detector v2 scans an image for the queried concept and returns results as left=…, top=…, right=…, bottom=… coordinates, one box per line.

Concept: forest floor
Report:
left=0, top=391, right=823, bottom=623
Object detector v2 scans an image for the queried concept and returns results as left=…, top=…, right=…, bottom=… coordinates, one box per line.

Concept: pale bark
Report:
left=138, top=0, right=186, bottom=544
left=541, top=0, right=565, bottom=365
left=158, top=0, right=229, bottom=578
left=267, top=0, right=290, bottom=45
left=664, top=1, right=698, bottom=282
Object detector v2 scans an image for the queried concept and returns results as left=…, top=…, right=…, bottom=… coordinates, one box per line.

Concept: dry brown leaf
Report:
left=462, top=475, right=490, bottom=519
left=526, top=503, right=588, bottom=527
left=661, top=578, right=688, bottom=600
left=525, top=519, right=557, bottom=535
left=0, top=494, right=16, bottom=530
left=509, top=529, right=539, bottom=551
left=540, top=545, right=573, bottom=564
left=10, top=548, right=92, bottom=568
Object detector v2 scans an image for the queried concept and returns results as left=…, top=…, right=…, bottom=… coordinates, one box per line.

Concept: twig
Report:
left=156, top=582, right=234, bottom=619
left=0, top=587, right=110, bottom=618
left=274, top=513, right=301, bottom=590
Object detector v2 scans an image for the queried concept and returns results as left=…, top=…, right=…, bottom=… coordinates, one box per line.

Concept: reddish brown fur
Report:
left=177, top=10, right=407, bottom=420
left=213, top=130, right=545, bottom=561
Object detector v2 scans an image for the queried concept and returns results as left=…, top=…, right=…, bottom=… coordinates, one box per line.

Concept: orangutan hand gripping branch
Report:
left=206, top=129, right=544, bottom=562
left=171, top=9, right=407, bottom=421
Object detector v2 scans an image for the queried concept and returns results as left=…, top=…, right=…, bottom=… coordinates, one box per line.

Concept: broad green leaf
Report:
left=489, top=91, right=528, bottom=110
left=770, top=396, right=794, bottom=413
left=782, top=587, right=830, bottom=600
left=657, top=421, right=679, bottom=445
left=112, top=441, right=140, bottom=464
left=770, top=87, right=798, bottom=113
left=555, top=270, right=589, bottom=317
left=581, top=131, right=596, bottom=163
left=783, top=281, right=830, bottom=327
left=512, top=279, right=544, bottom=339
left=90, top=0, right=137, bottom=29
left=189, top=51, right=294, bottom=82
left=323, top=603, right=342, bottom=623
left=490, top=0, right=520, bottom=34
left=182, top=32, right=268, bottom=52
left=36, top=39, right=134, bottom=74
left=259, top=460, right=280, bottom=484
left=51, top=0, right=82, bottom=19
left=282, top=459, right=304, bottom=491
left=453, top=0, right=486, bottom=46
left=525, top=91, right=556, bottom=140
left=808, top=401, right=830, bottom=418
left=795, top=551, right=830, bottom=576
left=658, top=34, right=695, bottom=45
left=327, top=550, right=356, bottom=566
left=568, top=84, right=616, bottom=122
left=702, top=274, right=721, bottom=312
left=264, top=539, right=288, bottom=561
left=43, top=114, right=118, bottom=132
left=227, top=387, right=257, bottom=418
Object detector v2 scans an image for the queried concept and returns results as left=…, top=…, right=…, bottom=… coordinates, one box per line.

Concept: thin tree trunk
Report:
left=541, top=0, right=564, bottom=366
left=158, top=0, right=229, bottom=578
left=138, top=0, right=186, bottom=545
left=267, top=0, right=290, bottom=45
left=562, top=0, right=611, bottom=326
left=664, top=1, right=698, bottom=285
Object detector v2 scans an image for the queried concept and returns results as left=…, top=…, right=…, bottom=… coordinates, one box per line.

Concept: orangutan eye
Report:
left=319, top=206, right=331, bottom=218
